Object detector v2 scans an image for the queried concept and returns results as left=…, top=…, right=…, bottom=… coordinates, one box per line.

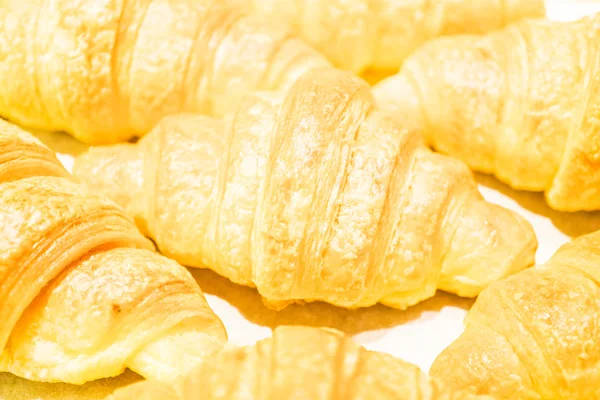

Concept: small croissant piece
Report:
left=0, top=120, right=226, bottom=385
left=74, top=68, right=536, bottom=311
left=250, top=0, right=545, bottom=74
left=109, top=326, right=494, bottom=400
left=430, top=230, right=600, bottom=399
left=0, top=0, right=330, bottom=144
left=373, top=13, right=600, bottom=211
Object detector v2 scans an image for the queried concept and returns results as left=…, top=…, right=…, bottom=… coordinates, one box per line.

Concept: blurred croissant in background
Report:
left=374, top=12, right=600, bottom=211
left=250, top=0, right=545, bottom=73
left=0, top=119, right=226, bottom=385
left=109, top=326, right=494, bottom=400
left=0, top=0, right=545, bottom=144
left=74, top=69, right=537, bottom=311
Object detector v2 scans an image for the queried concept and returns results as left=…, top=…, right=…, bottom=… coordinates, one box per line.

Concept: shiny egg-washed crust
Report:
left=74, top=68, right=537, bottom=311
left=0, top=120, right=226, bottom=385
left=431, top=230, right=600, bottom=399
left=0, top=0, right=330, bottom=144
left=373, top=13, right=600, bottom=211
left=250, top=0, right=544, bottom=73
left=109, top=326, right=495, bottom=400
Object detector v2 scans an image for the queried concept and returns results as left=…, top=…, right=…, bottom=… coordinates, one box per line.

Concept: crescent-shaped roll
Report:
left=250, top=0, right=545, bottom=74
left=0, top=0, right=330, bottom=144
left=430, top=229, right=600, bottom=399
left=373, top=13, right=600, bottom=211
left=0, top=119, right=226, bottom=385
left=73, top=68, right=537, bottom=311
left=109, top=326, right=494, bottom=400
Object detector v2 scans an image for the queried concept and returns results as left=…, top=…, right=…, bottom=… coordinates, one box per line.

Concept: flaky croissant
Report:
left=373, top=13, right=600, bottom=212
left=74, top=68, right=537, bottom=311
left=0, top=120, right=226, bottom=385
left=250, top=0, right=545, bottom=74
left=0, top=0, right=330, bottom=144
left=430, top=229, right=600, bottom=399
left=109, top=326, right=493, bottom=400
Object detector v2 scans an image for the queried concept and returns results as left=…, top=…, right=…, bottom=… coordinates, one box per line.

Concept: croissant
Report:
left=0, top=119, right=227, bottom=385
left=430, top=229, right=600, bottom=399
left=73, top=68, right=537, bottom=311
left=373, top=13, right=600, bottom=212
left=108, top=325, right=493, bottom=400
left=250, top=0, right=545, bottom=74
left=0, top=0, right=330, bottom=144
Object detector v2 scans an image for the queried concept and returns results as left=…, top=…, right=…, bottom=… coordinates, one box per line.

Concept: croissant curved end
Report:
left=0, top=120, right=227, bottom=385
left=429, top=325, right=542, bottom=400
left=438, top=198, right=537, bottom=297
left=431, top=230, right=600, bottom=399
left=127, top=319, right=227, bottom=383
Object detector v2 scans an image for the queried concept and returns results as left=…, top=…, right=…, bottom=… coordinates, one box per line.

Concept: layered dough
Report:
left=109, top=326, right=494, bottom=400
left=74, top=68, right=537, bottom=310
left=373, top=13, right=600, bottom=211
left=0, top=0, right=545, bottom=143
left=0, top=120, right=226, bottom=384
left=0, top=0, right=330, bottom=144
left=431, top=230, right=600, bottom=399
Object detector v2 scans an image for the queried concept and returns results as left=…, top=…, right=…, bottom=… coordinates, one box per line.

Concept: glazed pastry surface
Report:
left=373, top=13, right=600, bottom=211
left=431, top=229, right=600, bottom=399
left=110, top=326, right=494, bottom=400
left=0, top=120, right=226, bottom=385
left=74, top=68, right=537, bottom=310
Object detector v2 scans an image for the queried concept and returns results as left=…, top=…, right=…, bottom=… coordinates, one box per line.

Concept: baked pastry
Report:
left=109, top=326, right=494, bottom=400
left=0, top=119, right=226, bottom=384
left=373, top=13, right=600, bottom=211
left=0, top=0, right=330, bottom=144
left=251, top=0, right=545, bottom=73
left=0, top=0, right=545, bottom=145
left=430, top=229, right=600, bottom=399
left=74, top=68, right=537, bottom=311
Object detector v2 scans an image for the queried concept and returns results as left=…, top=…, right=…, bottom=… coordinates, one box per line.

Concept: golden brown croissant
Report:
left=109, top=326, right=494, bottom=400
left=73, top=68, right=537, bottom=311
left=0, top=0, right=330, bottom=144
left=0, top=120, right=226, bottom=385
left=373, top=13, right=600, bottom=212
left=250, top=0, right=545, bottom=74
left=430, top=229, right=600, bottom=399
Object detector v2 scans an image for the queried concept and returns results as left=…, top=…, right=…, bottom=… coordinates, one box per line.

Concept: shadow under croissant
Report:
left=475, top=173, right=600, bottom=238
left=25, top=129, right=91, bottom=158
left=361, top=68, right=396, bottom=86
left=0, top=370, right=141, bottom=400
left=190, top=268, right=475, bottom=336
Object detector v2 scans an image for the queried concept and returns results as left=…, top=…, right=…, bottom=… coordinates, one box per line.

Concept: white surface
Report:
left=48, top=1, right=600, bottom=376
left=547, top=0, right=600, bottom=21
